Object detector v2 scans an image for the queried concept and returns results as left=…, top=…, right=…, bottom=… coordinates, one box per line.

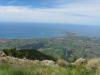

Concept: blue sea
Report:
left=0, top=23, right=100, bottom=39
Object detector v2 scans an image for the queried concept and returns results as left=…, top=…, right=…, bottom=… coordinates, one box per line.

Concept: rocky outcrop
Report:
left=41, top=60, right=55, bottom=66
left=0, top=51, right=6, bottom=57
left=74, top=58, right=87, bottom=65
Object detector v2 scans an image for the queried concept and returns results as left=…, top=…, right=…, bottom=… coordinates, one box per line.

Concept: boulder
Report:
left=74, top=58, right=87, bottom=65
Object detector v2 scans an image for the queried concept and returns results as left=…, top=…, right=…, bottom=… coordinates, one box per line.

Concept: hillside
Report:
left=0, top=33, right=100, bottom=61
left=0, top=51, right=99, bottom=75
left=3, top=48, right=56, bottom=61
left=0, top=33, right=100, bottom=75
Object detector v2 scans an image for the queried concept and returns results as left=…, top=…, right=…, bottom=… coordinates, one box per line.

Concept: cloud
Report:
left=0, top=0, right=100, bottom=25
left=0, top=6, right=65, bottom=23
left=62, top=0, right=100, bottom=17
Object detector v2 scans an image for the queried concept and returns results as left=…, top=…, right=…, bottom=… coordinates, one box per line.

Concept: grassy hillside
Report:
left=0, top=53, right=99, bottom=75
left=0, top=63, right=95, bottom=75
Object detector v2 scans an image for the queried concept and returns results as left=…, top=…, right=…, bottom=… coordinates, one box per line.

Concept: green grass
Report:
left=0, top=62, right=96, bottom=75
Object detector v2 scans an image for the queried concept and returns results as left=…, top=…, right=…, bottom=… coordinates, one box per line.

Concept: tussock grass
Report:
left=0, top=62, right=96, bottom=75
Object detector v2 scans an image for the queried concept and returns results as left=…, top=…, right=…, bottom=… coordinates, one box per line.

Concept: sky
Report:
left=0, top=0, right=100, bottom=25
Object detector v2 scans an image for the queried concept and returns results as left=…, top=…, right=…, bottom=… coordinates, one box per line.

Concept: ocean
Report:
left=0, top=23, right=100, bottom=39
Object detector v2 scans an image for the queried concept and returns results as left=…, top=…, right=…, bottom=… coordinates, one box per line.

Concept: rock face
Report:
left=74, top=58, right=87, bottom=65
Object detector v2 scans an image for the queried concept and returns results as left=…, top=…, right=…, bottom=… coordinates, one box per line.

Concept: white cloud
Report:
left=0, top=6, right=65, bottom=23
left=0, top=0, right=100, bottom=25
left=62, top=0, right=100, bottom=17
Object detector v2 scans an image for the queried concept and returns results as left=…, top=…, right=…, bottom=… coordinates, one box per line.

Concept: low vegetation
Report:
left=0, top=50, right=99, bottom=75
left=0, top=63, right=96, bottom=75
left=0, top=57, right=97, bottom=75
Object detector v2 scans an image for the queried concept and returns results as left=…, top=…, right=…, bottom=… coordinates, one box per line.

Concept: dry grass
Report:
left=0, top=55, right=99, bottom=75
left=86, top=58, right=100, bottom=70
left=56, top=59, right=69, bottom=67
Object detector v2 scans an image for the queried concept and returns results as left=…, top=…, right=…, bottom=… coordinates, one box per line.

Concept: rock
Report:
left=74, top=58, right=87, bottom=65
left=33, top=60, right=40, bottom=64
left=23, top=57, right=27, bottom=60
left=41, top=60, right=55, bottom=66
left=0, top=51, right=6, bottom=57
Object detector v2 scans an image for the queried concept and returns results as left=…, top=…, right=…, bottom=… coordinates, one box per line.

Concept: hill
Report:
left=3, top=48, right=56, bottom=61
left=0, top=33, right=100, bottom=62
